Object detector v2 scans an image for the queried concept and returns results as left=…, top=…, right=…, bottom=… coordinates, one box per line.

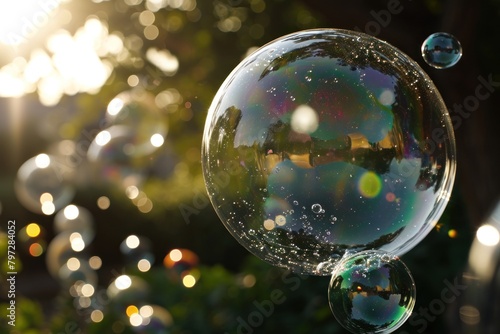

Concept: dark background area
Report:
left=0, top=0, right=499, bottom=333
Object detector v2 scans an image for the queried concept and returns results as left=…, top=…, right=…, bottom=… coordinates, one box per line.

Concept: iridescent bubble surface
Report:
left=202, top=29, right=456, bottom=275
left=15, top=154, right=75, bottom=215
left=328, top=250, right=415, bottom=334
left=421, top=32, right=462, bottom=69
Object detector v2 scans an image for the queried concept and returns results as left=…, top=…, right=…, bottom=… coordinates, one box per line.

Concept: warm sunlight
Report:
left=0, top=1, right=62, bottom=46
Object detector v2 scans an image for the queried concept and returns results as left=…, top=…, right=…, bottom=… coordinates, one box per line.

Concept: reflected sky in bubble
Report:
left=202, top=29, right=456, bottom=275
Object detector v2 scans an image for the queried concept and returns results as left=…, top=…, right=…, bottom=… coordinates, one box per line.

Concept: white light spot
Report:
left=275, top=215, right=286, bottom=226
left=67, top=257, right=81, bottom=271
left=90, top=310, right=104, bottom=323
left=182, top=274, right=196, bottom=288
left=139, top=305, right=154, bottom=318
left=64, top=205, right=80, bottom=220
left=137, top=259, right=151, bottom=272
left=126, top=186, right=140, bottom=199
left=169, top=249, right=182, bottom=262
left=107, top=97, right=124, bottom=116
left=81, top=283, right=95, bottom=297
left=150, top=133, right=164, bottom=147
left=146, top=47, right=179, bottom=76
left=126, top=235, right=140, bottom=249
left=115, top=275, right=132, bottom=290
left=95, top=130, right=111, bottom=146
left=35, top=154, right=50, bottom=168
left=263, top=219, right=275, bottom=231
left=291, top=104, right=319, bottom=134
left=70, top=234, right=86, bottom=252
left=378, top=89, right=395, bottom=106
left=476, top=224, right=500, bottom=247
left=41, top=201, right=55, bottom=215
left=129, top=313, right=143, bottom=327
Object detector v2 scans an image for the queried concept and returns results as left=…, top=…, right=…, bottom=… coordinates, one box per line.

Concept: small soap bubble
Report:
left=54, top=205, right=95, bottom=243
left=106, top=90, right=167, bottom=150
left=328, top=250, right=415, bottom=334
left=15, top=154, right=74, bottom=215
left=87, top=125, right=148, bottom=187
left=311, top=203, right=323, bottom=214
left=421, top=32, right=462, bottom=69
left=120, top=235, right=155, bottom=270
left=107, top=275, right=150, bottom=316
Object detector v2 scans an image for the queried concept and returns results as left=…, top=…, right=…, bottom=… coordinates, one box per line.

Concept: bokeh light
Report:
left=476, top=224, right=500, bottom=246
left=97, top=196, right=111, bottom=210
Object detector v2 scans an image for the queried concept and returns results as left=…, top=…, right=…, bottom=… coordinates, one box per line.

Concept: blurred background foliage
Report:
left=0, top=0, right=498, bottom=333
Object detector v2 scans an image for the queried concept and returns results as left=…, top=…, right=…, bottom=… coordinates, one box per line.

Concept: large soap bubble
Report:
left=202, top=29, right=456, bottom=276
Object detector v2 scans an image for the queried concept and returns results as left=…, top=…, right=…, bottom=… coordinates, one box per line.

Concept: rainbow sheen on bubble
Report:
left=202, top=29, right=456, bottom=275
left=328, top=251, right=415, bottom=334
left=421, top=32, right=462, bottom=69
